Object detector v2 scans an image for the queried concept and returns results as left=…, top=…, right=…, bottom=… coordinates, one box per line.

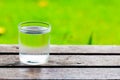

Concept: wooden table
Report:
left=0, top=45, right=120, bottom=79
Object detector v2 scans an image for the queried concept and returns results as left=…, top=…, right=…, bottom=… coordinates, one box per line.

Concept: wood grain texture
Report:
left=1, top=55, right=120, bottom=66
left=0, top=45, right=120, bottom=79
left=0, top=68, right=120, bottom=79
left=0, top=45, right=120, bottom=53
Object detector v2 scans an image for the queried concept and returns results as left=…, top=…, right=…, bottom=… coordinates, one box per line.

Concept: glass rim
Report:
left=18, top=21, right=51, bottom=28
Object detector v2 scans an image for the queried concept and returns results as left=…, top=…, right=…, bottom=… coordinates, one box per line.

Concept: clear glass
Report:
left=18, top=21, right=51, bottom=65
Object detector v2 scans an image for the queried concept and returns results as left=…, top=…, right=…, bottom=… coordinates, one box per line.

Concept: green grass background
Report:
left=0, top=0, right=120, bottom=45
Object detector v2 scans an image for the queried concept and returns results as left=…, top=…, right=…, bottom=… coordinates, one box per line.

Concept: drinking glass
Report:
left=18, top=21, right=51, bottom=65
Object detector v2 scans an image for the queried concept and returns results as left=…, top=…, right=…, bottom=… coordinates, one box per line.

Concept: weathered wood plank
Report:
left=1, top=55, right=120, bottom=66
left=0, top=68, right=120, bottom=79
left=0, top=45, right=120, bottom=53
left=51, top=45, right=120, bottom=53
left=0, top=45, right=120, bottom=79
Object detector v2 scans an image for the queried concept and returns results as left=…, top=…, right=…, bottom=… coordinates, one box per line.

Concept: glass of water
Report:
left=18, top=21, right=51, bottom=65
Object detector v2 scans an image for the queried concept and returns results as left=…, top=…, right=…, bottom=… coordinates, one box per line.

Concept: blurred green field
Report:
left=0, top=0, right=120, bottom=45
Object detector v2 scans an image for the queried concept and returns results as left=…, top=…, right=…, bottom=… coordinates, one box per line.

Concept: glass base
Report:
left=20, top=55, right=49, bottom=65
